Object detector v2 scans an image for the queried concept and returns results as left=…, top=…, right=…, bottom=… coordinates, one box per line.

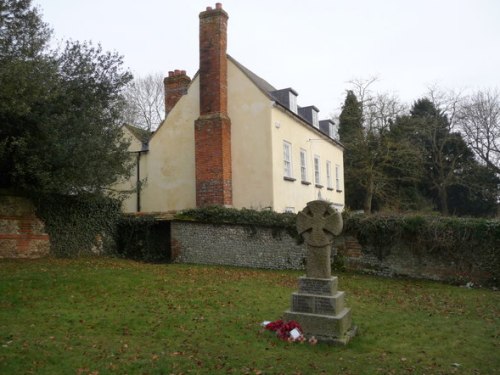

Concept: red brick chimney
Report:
left=164, top=69, right=191, bottom=116
left=194, top=3, right=232, bottom=207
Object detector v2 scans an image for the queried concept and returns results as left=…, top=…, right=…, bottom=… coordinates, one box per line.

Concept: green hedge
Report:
left=344, top=213, right=500, bottom=285
left=344, top=213, right=500, bottom=251
left=176, top=206, right=299, bottom=240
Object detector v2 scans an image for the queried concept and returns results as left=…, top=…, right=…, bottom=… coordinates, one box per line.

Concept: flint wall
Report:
left=171, top=221, right=306, bottom=270
left=171, top=221, right=498, bottom=286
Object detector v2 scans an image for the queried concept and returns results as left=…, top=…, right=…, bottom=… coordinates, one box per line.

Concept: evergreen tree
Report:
left=393, top=98, right=498, bottom=216
left=338, top=90, right=363, bottom=143
left=0, top=0, right=133, bottom=195
left=338, top=91, right=365, bottom=211
left=339, top=90, right=422, bottom=213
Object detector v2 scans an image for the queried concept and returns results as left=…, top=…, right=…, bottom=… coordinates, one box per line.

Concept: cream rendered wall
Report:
left=117, top=61, right=344, bottom=214
left=228, top=61, right=274, bottom=210
left=270, top=107, right=345, bottom=213
left=114, top=127, right=148, bottom=213
left=138, top=79, right=200, bottom=212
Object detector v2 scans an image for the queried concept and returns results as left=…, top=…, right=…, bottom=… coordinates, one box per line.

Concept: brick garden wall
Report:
left=0, top=193, right=50, bottom=258
left=170, top=221, right=497, bottom=286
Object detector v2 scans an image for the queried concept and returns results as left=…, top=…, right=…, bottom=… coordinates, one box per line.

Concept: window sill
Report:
left=315, top=184, right=324, bottom=189
left=283, top=176, right=296, bottom=182
left=336, top=190, right=343, bottom=193
left=301, top=181, right=311, bottom=185
left=327, top=187, right=334, bottom=191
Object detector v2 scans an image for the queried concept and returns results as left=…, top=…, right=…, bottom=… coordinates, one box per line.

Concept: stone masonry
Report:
left=171, top=221, right=306, bottom=270
left=284, top=200, right=356, bottom=344
left=0, top=194, right=50, bottom=258
left=170, top=221, right=496, bottom=286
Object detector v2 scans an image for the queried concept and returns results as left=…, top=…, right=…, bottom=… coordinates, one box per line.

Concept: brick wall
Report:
left=0, top=194, right=50, bottom=258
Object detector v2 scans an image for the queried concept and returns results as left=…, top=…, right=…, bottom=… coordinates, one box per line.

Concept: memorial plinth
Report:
left=284, top=200, right=356, bottom=345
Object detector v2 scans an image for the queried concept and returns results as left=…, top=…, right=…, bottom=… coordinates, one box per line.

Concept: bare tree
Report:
left=457, top=89, right=500, bottom=174
left=426, top=85, right=464, bottom=130
left=122, top=72, right=164, bottom=131
left=340, top=78, right=417, bottom=213
left=347, top=76, right=378, bottom=106
left=347, top=77, right=407, bottom=132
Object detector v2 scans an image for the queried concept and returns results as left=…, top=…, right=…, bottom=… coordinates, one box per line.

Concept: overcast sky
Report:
left=37, top=0, right=500, bottom=118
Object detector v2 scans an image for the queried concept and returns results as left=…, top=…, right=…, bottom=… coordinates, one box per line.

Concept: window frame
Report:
left=335, top=164, right=341, bottom=191
left=326, top=160, right=333, bottom=189
left=314, top=155, right=322, bottom=187
left=283, top=141, right=294, bottom=180
left=300, top=148, right=308, bottom=183
left=312, top=110, right=319, bottom=128
left=289, top=93, right=298, bottom=114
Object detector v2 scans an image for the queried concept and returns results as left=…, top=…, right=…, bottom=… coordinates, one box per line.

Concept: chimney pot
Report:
left=164, top=69, right=191, bottom=116
left=215, top=3, right=222, bottom=9
left=206, top=6, right=212, bottom=10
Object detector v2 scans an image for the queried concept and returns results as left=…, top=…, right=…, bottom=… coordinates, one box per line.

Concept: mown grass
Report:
left=0, top=258, right=498, bottom=375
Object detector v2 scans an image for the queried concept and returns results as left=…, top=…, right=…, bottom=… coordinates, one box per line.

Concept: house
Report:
left=116, top=3, right=344, bottom=214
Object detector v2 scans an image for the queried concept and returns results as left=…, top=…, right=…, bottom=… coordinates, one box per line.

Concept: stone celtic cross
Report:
left=297, top=200, right=343, bottom=279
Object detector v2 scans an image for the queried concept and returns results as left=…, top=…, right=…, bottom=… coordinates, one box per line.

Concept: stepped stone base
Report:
left=284, top=276, right=356, bottom=345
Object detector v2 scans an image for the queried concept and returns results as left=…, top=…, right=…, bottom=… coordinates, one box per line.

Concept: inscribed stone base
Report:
left=298, top=276, right=338, bottom=295
left=285, top=275, right=356, bottom=345
left=291, top=291, right=345, bottom=315
left=283, top=308, right=355, bottom=345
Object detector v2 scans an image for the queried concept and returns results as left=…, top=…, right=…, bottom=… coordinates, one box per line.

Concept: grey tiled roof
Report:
left=123, top=124, right=152, bottom=150
left=190, top=55, right=343, bottom=147
left=228, top=55, right=277, bottom=97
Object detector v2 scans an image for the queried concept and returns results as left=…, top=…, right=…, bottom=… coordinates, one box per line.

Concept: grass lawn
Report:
left=0, top=258, right=498, bottom=375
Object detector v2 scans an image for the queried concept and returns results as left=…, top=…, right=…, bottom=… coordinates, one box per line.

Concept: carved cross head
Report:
left=296, top=200, right=343, bottom=247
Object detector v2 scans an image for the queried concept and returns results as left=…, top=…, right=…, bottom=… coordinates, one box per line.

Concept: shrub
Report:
left=344, top=213, right=500, bottom=286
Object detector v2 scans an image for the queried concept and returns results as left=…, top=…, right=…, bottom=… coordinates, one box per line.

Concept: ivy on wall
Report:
left=34, top=194, right=122, bottom=257
left=176, top=206, right=299, bottom=240
left=344, top=213, right=500, bottom=285
left=344, top=213, right=500, bottom=252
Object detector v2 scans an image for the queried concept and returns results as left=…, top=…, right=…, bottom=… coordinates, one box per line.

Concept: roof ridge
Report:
left=123, top=123, right=152, bottom=143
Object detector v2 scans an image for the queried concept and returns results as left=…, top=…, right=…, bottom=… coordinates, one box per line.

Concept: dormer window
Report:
left=298, top=106, right=319, bottom=128
left=330, top=122, right=338, bottom=139
left=289, top=92, right=297, bottom=114
left=270, top=88, right=299, bottom=114
left=319, top=119, right=337, bottom=139
left=312, top=109, right=319, bottom=128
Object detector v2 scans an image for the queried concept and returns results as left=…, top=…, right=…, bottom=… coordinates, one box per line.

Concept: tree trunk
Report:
left=363, top=173, right=374, bottom=214
left=438, top=185, right=449, bottom=215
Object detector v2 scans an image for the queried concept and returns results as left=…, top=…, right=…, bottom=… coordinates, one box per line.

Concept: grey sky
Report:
left=37, top=0, right=500, bottom=119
